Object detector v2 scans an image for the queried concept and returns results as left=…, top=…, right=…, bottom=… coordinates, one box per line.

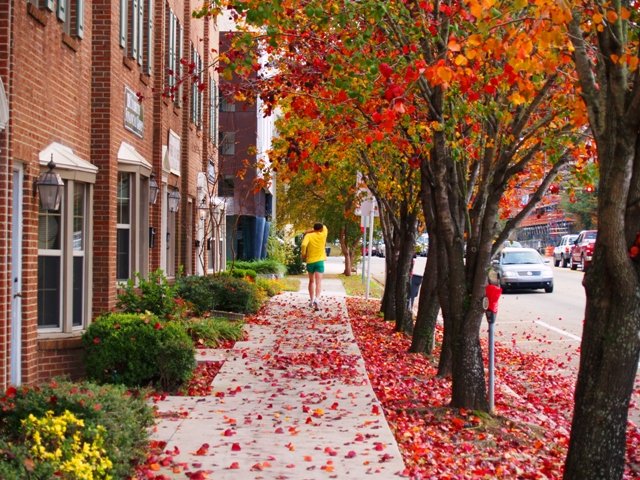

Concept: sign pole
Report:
left=365, top=208, right=374, bottom=299
left=484, top=284, right=502, bottom=413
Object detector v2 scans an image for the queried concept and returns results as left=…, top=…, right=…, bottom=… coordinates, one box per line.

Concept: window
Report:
left=38, top=182, right=91, bottom=331
left=120, top=0, right=153, bottom=69
left=209, top=77, right=218, bottom=144
left=220, top=94, right=235, bottom=112
left=190, top=44, right=203, bottom=127
left=218, top=175, right=235, bottom=197
left=116, top=143, right=153, bottom=282
left=219, top=131, right=235, bottom=155
left=166, top=191, right=177, bottom=277
left=116, top=173, right=131, bottom=280
left=165, top=4, right=183, bottom=105
left=29, top=0, right=84, bottom=38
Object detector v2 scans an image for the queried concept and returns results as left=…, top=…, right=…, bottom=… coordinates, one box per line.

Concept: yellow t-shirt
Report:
left=301, top=226, right=328, bottom=264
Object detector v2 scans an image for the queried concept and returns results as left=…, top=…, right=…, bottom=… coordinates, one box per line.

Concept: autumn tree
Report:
left=268, top=110, right=365, bottom=275
left=202, top=1, right=586, bottom=411
left=560, top=2, right=640, bottom=478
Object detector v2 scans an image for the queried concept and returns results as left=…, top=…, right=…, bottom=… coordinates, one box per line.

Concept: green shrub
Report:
left=267, top=234, right=293, bottom=266
left=175, top=275, right=214, bottom=315
left=211, top=275, right=262, bottom=314
left=176, top=274, right=263, bottom=314
left=225, top=267, right=257, bottom=280
left=116, top=269, right=178, bottom=319
left=228, top=258, right=286, bottom=275
left=287, top=235, right=305, bottom=275
left=0, top=380, right=154, bottom=479
left=181, top=317, right=244, bottom=347
left=256, top=277, right=284, bottom=297
left=83, top=312, right=195, bottom=391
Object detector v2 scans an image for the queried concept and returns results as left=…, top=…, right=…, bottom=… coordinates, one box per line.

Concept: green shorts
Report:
left=306, top=261, right=325, bottom=274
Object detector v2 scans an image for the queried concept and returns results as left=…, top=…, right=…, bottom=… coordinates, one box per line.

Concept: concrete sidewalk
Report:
left=151, top=271, right=406, bottom=479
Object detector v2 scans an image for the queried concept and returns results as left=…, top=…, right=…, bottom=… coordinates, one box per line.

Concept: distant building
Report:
left=217, top=26, right=276, bottom=261
left=516, top=196, right=575, bottom=250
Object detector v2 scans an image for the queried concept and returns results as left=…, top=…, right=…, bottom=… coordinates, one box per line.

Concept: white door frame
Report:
left=11, top=164, right=23, bottom=385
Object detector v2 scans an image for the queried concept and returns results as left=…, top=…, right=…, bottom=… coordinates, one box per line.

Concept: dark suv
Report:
left=570, top=230, right=597, bottom=271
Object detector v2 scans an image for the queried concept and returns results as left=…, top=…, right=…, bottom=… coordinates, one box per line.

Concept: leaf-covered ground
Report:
left=137, top=296, right=640, bottom=479
left=346, top=297, right=640, bottom=479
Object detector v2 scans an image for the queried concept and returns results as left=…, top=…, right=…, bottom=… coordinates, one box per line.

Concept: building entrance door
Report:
left=11, top=166, right=23, bottom=385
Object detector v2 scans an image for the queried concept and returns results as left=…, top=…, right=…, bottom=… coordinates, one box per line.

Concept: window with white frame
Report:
left=166, top=191, right=177, bottom=277
left=218, top=174, right=235, bottom=197
left=38, top=181, right=91, bottom=331
left=209, top=77, right=218, bottom=144
left=29, top=0, right=84, bottom=38
left=190, top=43, right=203, bottom=127
left=119, top=0, right=154, bottom=71
left=165, top=4, right=183, bottom=105
left=116, top=173, right=132, bottom=280
left=116, top=168, right=151, bottom=282
left=220, top=94, right=235, bottom=112
left=219, top=131, right=235, bottom=155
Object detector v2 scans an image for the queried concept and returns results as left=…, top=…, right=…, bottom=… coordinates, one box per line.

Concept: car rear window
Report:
left=585, top=231, right=597, bottom=240
left=502, top=251, right=541, bottom=265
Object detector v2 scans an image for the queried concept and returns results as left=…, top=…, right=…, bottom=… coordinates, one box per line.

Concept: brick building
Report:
left=218, top=28, right=275, bottom=261
left=0, top=0, right=223, bottom=388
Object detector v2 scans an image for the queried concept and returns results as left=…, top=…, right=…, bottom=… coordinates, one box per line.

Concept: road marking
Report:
left=535, top=320, right=582, bottom=341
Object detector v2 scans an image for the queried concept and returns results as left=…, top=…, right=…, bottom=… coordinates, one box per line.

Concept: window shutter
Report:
left=76, top=0, right=84, bottom=39
left=167, top=10, right=175, bottom=89
left=137, top=0, right=144, bottom=64
left=145, top=0, right=154, bottom=74
left=190, top=45, right=195, bottom=121
left=130, top=0, right=139, bottom=60
left=57, top=0, right=66, bottom=22
left=176, top=21, right=183, bottom=106
left=119, top=0, right=127, bottom=48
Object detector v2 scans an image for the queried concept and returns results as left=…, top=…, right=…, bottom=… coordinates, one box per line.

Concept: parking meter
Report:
left=483, top=284, right=502, bottom=413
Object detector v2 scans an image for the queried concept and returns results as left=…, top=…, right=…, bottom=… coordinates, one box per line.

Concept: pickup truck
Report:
left=570, top=230, right=597, bottom=271
left=553, top=234, right=578, bottom=268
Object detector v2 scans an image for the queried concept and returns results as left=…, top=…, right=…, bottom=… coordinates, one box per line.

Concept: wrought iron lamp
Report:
left=168, top=189, right=181, bottom=212
left=36, top=157, right=64, bottom=211
left=149, top=173, right=159, bottom=205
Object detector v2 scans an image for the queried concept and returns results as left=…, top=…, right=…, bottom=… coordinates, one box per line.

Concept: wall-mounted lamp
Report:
left=149, top=174, right=159, bottom=205
left=36, top=158, right=64, bottom=211
left=168, top=189, right=181, bottom=213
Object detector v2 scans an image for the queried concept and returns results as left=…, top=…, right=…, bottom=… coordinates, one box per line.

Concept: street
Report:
left=361, top=254, right=640, bottom=424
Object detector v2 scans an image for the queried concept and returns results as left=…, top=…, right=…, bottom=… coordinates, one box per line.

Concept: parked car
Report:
left=488, top=247, right=554, bottom=293
left=570, top=230, right=597, bottom=271
left=372, top=242, right=385, bottom=257
left=553, top=234, right=579, bottom=268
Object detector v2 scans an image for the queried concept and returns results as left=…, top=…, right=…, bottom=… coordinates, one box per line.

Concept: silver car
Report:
left=488, top=247, right=554, bottom=293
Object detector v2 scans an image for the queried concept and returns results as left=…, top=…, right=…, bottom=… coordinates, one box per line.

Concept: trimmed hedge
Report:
left=175, top=274, right=263, bottom=315
left=83, top=312, right=196, bottom=391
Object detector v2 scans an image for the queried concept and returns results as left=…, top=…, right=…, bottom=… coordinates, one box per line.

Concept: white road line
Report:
left=535, top=320, right=582, bottom=341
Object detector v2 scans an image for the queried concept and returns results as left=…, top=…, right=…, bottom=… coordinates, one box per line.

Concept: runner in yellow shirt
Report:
left=301, top=223, right=328, bottom=310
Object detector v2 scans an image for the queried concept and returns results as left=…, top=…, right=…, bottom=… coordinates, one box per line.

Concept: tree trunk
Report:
left=564, top=257, right=640, bottom=479
left=563, top=130, right=640, bottom=479
left=394, top=217, right=417, bottom=333
left=409, top=236, right=439, bottom=354
left=381, top=253, right=396, bottom=320
left=562, top=13, right=640, bottom=477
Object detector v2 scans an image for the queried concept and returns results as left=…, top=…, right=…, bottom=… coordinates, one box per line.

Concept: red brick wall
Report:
left=91, top=0, right=156, bottom=314
left=0, top=0, right=219, bottom=387
left=9, top=0, right=93, bottom=385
